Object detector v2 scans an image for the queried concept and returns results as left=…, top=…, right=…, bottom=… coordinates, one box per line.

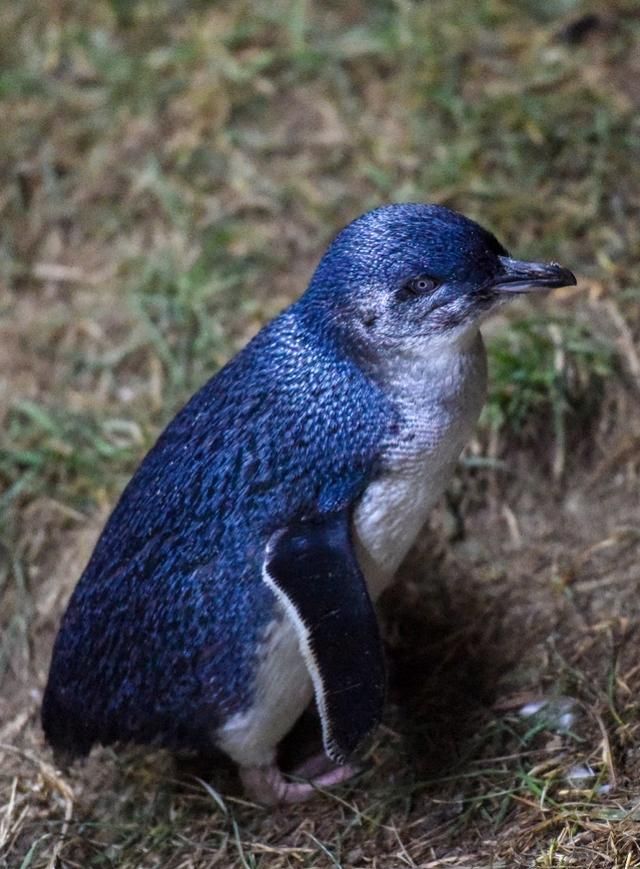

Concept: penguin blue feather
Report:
left=43, top=309, right=392, bottom=751
left=42, top=203, right=576, bottom=804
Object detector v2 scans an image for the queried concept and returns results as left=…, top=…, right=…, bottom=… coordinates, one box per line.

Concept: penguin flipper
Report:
left=264, top=512, right=385, bottom=764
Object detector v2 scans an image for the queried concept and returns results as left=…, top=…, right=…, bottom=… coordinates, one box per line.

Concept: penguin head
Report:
left=304, top=203, right=576, bottom=355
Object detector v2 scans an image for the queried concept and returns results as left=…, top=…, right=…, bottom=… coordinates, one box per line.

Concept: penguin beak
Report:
left=492, top=256, right=577, bottom=294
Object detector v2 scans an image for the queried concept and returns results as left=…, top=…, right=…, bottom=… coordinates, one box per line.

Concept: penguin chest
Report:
left=353, top=425, right=469, bottom=597
left=353, top=339, right=487, bottom=596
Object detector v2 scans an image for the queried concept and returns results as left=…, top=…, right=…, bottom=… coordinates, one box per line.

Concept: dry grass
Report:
left=1, top=1, right=640, bottom=866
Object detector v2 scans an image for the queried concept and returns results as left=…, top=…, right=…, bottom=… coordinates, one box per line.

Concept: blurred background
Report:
left=1, top=2, right=639, bottom=867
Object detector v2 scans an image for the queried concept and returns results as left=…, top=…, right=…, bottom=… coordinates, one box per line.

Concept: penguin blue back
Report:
left=42, top=303, right=393, bottom=755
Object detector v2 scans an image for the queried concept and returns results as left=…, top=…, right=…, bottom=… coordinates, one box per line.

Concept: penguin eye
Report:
left=409, top=275, right=438, bottom=293
left=398, top=275, right=439, bottom=300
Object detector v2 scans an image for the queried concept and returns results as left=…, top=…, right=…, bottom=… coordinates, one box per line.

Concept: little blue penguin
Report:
left=42, top=204, right=576, bottom=805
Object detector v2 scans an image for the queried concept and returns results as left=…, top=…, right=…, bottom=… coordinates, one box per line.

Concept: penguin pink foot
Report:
left=240, top=759, right=359, bottom=806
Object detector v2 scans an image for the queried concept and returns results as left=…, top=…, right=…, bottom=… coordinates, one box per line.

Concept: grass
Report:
left=1, top=0, right=640, bottom=866
left=483, top=315, right=617, bottom=477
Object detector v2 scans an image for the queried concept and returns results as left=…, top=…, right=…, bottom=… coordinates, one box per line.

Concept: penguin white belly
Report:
left=216, top=613, right=313, bottom=767
left=353, top=450, right=460, bottom=598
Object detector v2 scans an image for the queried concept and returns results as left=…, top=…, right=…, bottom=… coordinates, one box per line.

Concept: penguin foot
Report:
left=289, top=750, right=346, bottom=780
left=240, top=759, right=358, bottom=806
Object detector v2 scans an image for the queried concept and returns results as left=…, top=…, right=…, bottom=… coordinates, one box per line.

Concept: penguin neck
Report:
left=363, top=325, right=486, bottom=401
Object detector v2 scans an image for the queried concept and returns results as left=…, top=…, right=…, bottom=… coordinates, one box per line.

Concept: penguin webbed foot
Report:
left=240, top=757, right=359, bottom=806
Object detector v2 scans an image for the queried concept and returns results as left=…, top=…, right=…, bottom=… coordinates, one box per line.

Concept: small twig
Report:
left=31, top=263, right=117, bottom=286
left=0, top=777, right=18, bottom=853
left=593, top=712, right=618, bottom=789
left=0, top=710, right=29, bottom=743
left=501, top=503, right=522, bottom=547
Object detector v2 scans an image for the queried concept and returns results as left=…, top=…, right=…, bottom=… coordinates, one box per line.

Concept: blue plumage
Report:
left=43, top=304, right=393, bottom=754
left=42, top=203, right=575, bottom=803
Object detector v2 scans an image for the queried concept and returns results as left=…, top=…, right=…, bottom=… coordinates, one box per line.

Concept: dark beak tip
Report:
left=494, top=257, right=578, bottom=293
left=548, top=262, right=577, bottom=286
